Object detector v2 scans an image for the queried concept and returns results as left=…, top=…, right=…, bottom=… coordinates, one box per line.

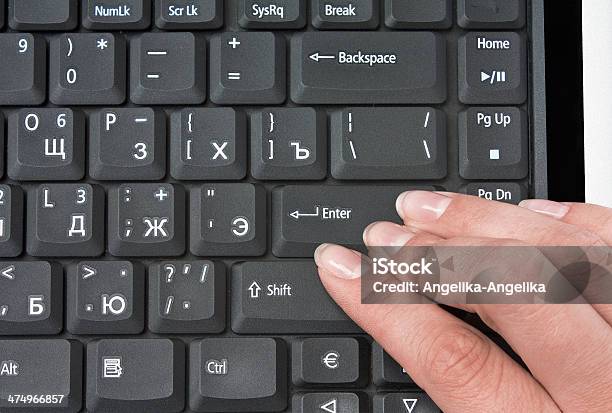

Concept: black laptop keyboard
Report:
left=0, top=0, right=545, bottom=412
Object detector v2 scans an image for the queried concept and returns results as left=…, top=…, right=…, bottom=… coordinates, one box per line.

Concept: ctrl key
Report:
left=0, top=339, right=83, bottom=412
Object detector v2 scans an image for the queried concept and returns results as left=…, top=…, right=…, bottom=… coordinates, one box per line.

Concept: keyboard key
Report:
left=7, top=109, right=85, bottom=181
left=0, top=340, right=82, bottom=412
left=385, top=0, right=452, bottom=29
left=50, top=33, right=127, bottom=105
left=293, top=392, right=367, bottom=413
left=210, top=32, right=286, bottom=104
left=459, top=32, right=527, bottom=104
left=251, top=108, right=326, bottom=180
left=26, top=184, right=105, bottom=257
left=0, top=0, right=4, bottom=29
left=458, top=0, right=525, bottom=29
left=130, top=32, right=206, bottom=104
left=156, top=0, right=223, bottom=29
left=292, top=338, right=367, bottom=386
left=312, top=0, right=378, bottom=29
left=331, top=108, right=446, bottom=180
left=170, top=108, right=247, bottom=180
left=86, top=339, right=185, bottom=412
left=190, top=184, right=266, bottom=256
left=108, top=184, right=186, bottom=257
left=372, top=343, right=414, bottom=386
left=0, top=185, right=23, bottom=258
left=0, top=112, right=3, bottom=177
left=462, top=182, right=526, bottom=204
left=239, top=0, right=306, bottom=29
left=0, top=262, right=63, bottom=335
left=272, top=185, right=431, bottom=257
left=459, top=107, right=528, bottom=179
left=82, top=0, right=151, bottom=30
left=231, top=261, right=359, bottom=334
left=148, top=261, right=225, bottom=333
left=373, top=393, right=440, bottom=413
left=67, top=261, right=145, bottom=334
left=89, top=108, right=166, bottom=180
left=0, top=34, right=46, bottom=105
left=8, top=0, right=78, bottom=31
left=189, top=338, right=287, bottom=412
left=291, top=32, right=446, bottom=104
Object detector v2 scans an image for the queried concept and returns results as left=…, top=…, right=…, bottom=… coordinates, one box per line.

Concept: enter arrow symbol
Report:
left=0, top=265, right=15, bottom=280
left=248, top=281, right=262, bottom=298
left=289, top=207, right=320, bottom=220
left=309, top=52, right=336, bottom=62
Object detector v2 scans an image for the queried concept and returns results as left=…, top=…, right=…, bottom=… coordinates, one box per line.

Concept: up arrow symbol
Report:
left=403, top=398, right=418, bottom=413
left=248, top=281, right=262, bottom=298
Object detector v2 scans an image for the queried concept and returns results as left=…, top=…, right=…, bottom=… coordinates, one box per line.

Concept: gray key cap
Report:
left=0, top=112, right=3, bottom=177
left=0, top=262, right=63, bottom=335
left=0, top=0, right=4, bottom=29
left=458, top=0, right=525, bottom=29
left=312, top=0, right=378, bottom=29
left=156, top=0, right=223, bottom=29
left=385, top=0, right=451, bottom=29
left=0, top=185, right=23, bottom=258
left=9, top=0, right=78, bottom=30
left=170, top=108, right=247, bottom=180
left=293, top=392, right=367, bottom=413
left=27, top=184, right=105, bottom=257
left=108, top=184, right=186, bottom=257
left=291, top=32, right=446, bottom=104
left=130, top=32, right=206, bottom=104
left=462, top=182, right=526, bottom=204
left=82, top=0, right=151, bottom=30
left=210, top=32, right=286, bottom=104
left=251, top=108, right=327, bottom=180
left=231, top=261, right=359, bottom=334
left=149, top=261, right=225, bottom=333
left=459, top=107, right=528, bottom=179
left=331, top=108, right=446, bottom=180
left=89, top=108, right=166, bottom=180
left=190, top=184, right=266, bottom=256
left=0, top=34, right=46, bottom=105
left=372, top=342, right=414, bottom=386
left=459, top=32, right=527, bottom=104
left=0, top=340, right=82, bottom=412
left=373, top=393, right=440, bottom=413
left=87, top=339, right=185, bottom=413
left=67, top=261, right=145, bottom=334
left=50, top=33, right=126, bottom=105
left=239, top=0, right=306, bottom=29
left=189, top=338, right=287, bottom=412
left=8, top=109, right=85, bottom=181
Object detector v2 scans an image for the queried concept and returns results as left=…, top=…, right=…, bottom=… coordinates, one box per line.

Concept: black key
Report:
left=239, top=0, right=306, bottom=29
left=156, top=0, right=223, bottom=30
left=231, top=261, right=359, bottom=334
left=8, top=0, right=78, bottom=30
left=250, top=108, right=327, bottom=180
left=292, top=338, right=367, bottom=386
left=8, top=109, right=85, bottom=181
left=385, top=0, right=451, bottom=29
left=0, top=185, right=23, bottom=258
left=373, top=393, right=440, bottom=413
left=189, top=338, right=287, bottom=412
left=87, top=339, right=185, bottom=412
left=130, top=32, right=206, bottom=104
left=108, top=184, right=186, bottom=257
left=0, top=0, right=4, bottom=29
left=459, top=32, right=527, bottom=104
left=0, top=34, right=46, bottom=105
left=331, top=108, right=446, bottom=180
left=148, top=261, right=225, bottom=333
left=293, top=392, right=367, bottom=413
left=67, top=261, right=145, bottom=335
left=0, top=340, right=82, bottom=412
left=458, top=0, right=525, bottom=29
left=291, top=32, right=446, bottom=104
left=0, top=262, right=62, bottom=335
left=210, top=32, right=286, bottom=104
left=170, top=108, right=247, bottom=180
left=0, top=112, right=3, bottom=177
left=272, top=185, right=432, bottom=257
left=459, top=107, right=528, bottom=179
left=462, top=182, right=526, bottom=204
left=27, top=184, right=105, bottom=257
left=372, top=343, right=414, bottom=386
left=50, top=33, right=126, bottom=105
left=82, top=0, right=151, bottom=30
left=89, top=108, right=166, bottom=180
left=312, top=0, right=378, bottom=29
left=190, top=184, right=266, bottom=256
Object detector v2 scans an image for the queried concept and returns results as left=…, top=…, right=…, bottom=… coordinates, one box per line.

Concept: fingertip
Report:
left=314, top=243, right=362, bottom=280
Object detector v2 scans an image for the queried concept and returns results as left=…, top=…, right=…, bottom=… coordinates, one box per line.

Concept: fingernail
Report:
left=519, top=199, right=570, bottom=219
left=396, top=191, right=452, bottom=222
left=363, top=222, right=416, bottom=247
left=314, top=243, right=362, bottom=280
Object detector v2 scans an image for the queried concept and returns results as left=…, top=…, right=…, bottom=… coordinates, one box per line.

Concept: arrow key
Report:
left=373, top=393, right=440, bottom=413
left=293, top=392, right=367, bottom=413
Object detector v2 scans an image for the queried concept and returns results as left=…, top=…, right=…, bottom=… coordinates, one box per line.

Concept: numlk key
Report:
left=82, top=0, right=151, bottom=30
